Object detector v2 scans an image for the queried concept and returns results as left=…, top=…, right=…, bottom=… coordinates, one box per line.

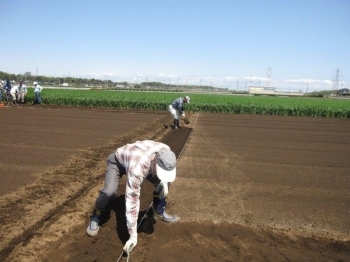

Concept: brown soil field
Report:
left=0, top=105, right=349, bottom=262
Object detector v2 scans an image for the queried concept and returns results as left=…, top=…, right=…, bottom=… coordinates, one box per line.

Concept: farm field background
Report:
left=0, top=105, right=349, bottom=261
left=24, top=88, right=350, bottom=118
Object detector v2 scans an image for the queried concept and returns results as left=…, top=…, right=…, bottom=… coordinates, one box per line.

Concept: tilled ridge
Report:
left=0, top=114, right=193, bottom=261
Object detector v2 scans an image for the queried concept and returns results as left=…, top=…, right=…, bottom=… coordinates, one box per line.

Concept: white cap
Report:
left=155, top=148, right=177, bottom=182
left=33, top=82, right=38, bottom=85
left=185, top=96, right=190, bottom=103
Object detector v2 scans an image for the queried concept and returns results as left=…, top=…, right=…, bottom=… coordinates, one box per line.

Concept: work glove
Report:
left=123, top=234, right=137, bottom=255
left=182, top=113, right=185, bottom=118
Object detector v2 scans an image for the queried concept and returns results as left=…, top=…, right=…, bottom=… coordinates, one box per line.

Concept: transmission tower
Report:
left=332, top=68, right=342, bottom=91
left=266, top=66, right=272, bottom=87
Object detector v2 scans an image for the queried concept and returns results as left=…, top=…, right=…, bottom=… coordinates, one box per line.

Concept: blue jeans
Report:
left=35, top=91, right=41, bottom=104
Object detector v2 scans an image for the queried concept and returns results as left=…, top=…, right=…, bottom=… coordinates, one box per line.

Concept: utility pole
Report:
left=266, top=66, right=272, bottom=87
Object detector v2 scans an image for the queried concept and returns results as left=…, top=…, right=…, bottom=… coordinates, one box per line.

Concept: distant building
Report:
left=249, top=86, right=276, bottom=95
left=249, top=86, right=304, bottom=96
left=337, top=88, right=349, bottom=96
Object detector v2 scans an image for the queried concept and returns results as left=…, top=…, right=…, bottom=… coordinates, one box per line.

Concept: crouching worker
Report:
left=86, top=140, right=180, bottom=254
left=169, top=95, right=190, bottom=129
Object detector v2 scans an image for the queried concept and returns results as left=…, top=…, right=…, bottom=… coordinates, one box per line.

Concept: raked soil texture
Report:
left=0, top=105, right=349, bottom=262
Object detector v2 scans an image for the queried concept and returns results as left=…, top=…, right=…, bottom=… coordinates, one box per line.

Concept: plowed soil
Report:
left=0, top=105, right=349, bottom=262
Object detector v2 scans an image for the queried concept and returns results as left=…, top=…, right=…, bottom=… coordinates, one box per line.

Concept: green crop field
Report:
left=26, top=88, right=350, bottom=118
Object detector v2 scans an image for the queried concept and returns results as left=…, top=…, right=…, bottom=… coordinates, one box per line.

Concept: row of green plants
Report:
left=25, top=88, right=350, bottom=118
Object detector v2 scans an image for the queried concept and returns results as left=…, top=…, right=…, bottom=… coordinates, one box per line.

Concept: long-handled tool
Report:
left=117, top=201, right=153, bottom=262
left=182, top=116, right=190, bottom=124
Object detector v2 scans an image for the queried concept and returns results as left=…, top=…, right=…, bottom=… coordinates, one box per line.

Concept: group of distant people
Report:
left=0, top=80, right=43, bottom=106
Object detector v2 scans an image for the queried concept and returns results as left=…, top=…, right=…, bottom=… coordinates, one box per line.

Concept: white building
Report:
left=249, top=86, right=304, bottom=96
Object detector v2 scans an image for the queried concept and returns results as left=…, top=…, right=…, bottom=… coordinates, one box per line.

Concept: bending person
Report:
left=86, top=140, right=180, bottom=255
left=168, top=95, right=190, bottom=129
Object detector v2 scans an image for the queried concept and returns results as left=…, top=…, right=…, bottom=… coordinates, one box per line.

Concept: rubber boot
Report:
left=152, top=192, right=180, bottom=223
left=86, top=207, right=104, bottom=237
left=173, top=119, right=178, bottom=129
left=176, top=119, right=180, bottom=129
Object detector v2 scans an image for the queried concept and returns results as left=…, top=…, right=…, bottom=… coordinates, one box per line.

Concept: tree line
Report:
left=0, top=71, right=117, bottom=87
left=0, top=70, right=228, bottom=91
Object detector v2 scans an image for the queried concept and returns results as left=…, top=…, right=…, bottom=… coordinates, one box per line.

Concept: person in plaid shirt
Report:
left=86, top=140, right=179, bottom=254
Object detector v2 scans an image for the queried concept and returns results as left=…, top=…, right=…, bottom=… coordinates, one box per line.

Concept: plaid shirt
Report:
left=115, top=140, right=170, bottom=236
left=171, top=97, right=185, bottom=115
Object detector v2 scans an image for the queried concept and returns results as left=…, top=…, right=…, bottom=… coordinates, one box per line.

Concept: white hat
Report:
left=33, top=82, right=38, bottom=85
left=185, top=96, right=190, bottom=103
left=155, top=148, right=177, bottom=182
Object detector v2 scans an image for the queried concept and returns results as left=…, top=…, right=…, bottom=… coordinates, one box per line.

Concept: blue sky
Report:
left=1, top=0, right=349, bottom=91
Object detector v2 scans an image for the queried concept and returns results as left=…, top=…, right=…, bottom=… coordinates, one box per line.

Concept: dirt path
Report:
left=0, top=106, right=349, bottom=262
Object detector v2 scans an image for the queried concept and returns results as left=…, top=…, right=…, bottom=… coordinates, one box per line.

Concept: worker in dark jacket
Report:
left=168, top=96, right=190, bottom=129
left=4, top=79, right=12, bottom=105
